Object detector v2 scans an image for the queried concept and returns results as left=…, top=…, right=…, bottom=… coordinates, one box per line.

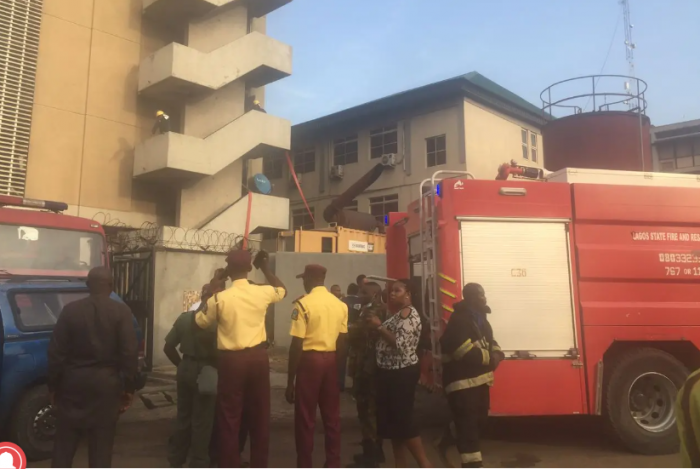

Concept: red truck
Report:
left=0, top=195, right=147, bottom=459
left=0, top=196, right=106, bottom=278
left=385, top=167, right=700, bottom=455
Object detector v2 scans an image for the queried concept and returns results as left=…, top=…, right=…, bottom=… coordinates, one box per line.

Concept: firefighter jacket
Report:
left=439, top=300, right=503, bottom=394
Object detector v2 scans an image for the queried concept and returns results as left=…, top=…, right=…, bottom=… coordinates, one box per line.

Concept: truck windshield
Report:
left=0, top=224, right=104, bottom=277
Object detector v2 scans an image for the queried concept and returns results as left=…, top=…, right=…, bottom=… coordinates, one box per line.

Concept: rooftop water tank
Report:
left=540, top=75, right=652, bottom=172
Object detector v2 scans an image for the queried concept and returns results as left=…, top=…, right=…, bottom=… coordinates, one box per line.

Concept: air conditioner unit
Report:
left=659, top=161, right=676, bottom=172
left=330, top=165, right=344, bottom=180
left=380, top=153, right=397, bottom=167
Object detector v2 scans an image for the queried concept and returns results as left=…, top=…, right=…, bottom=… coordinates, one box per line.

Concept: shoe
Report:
left=348, top=440, right=379, bottom=468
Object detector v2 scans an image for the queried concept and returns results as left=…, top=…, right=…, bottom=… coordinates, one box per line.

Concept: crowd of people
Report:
left=46, top=250, right=506, bottom=468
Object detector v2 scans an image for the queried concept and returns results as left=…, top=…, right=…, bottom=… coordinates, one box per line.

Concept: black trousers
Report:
left=447, top=385, right=490, bottom=468
left=52, top=418, right=117, bottom=468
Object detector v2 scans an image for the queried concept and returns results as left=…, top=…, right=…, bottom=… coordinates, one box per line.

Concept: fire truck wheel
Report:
left=605, top=347, right=688, bottom=455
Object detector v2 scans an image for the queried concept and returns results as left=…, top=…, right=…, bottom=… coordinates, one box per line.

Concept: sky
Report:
left=265, top=0, right=700, bottom=126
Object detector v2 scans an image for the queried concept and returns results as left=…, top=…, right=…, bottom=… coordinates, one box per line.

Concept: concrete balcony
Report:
left=198, top=193, right=290, bottom=233
left=143, top=0, right=292, bottom=26
left=138, top=32, right=292, bottom=100
left=133, top=110, right=290, bottom=179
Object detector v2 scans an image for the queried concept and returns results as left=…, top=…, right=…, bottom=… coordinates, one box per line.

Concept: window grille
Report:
left=0, top=0, right=43, bottom=196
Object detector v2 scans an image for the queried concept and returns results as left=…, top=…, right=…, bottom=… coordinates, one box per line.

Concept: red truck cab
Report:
left=0, top=196, right=107, bottom=278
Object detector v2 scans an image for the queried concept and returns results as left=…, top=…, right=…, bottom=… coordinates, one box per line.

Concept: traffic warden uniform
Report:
left=166, top=309, right=217, bottom=468
left=290, top=265, right=348, bottom=468
left=676, top=368, right=700, bottom=467
left=350, top=300, right=386, bottom=466
left=195, top=251, right=286, bottom=468
left=440, top=300, right=504, bottom=468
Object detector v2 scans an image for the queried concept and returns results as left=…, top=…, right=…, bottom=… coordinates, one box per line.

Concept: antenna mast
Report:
left=621, top=0, right=636, bottom=107
left=621, top=0, right=645, bottom=170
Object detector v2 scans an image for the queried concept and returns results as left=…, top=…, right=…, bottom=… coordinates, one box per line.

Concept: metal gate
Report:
left=110, top=249, right=155, bottom=371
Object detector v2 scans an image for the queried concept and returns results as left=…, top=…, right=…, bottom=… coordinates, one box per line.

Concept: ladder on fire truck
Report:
left=419, top=171, right=475, bottom=383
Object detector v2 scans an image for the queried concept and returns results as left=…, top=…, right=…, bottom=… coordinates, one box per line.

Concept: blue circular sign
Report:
left=252, top=173, right=272, bottom=194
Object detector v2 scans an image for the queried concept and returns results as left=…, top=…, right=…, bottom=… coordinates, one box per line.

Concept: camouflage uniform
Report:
left=350, top=301, right=387, bottom=466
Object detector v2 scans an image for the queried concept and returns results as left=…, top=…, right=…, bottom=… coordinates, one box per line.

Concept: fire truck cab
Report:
left=386, top=167, right=700, bottom=455
left=0, top=196, right=145, bottom=460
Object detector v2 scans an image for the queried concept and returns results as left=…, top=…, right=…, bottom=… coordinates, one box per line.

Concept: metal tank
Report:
left=541, top=75, right=652, bottom=172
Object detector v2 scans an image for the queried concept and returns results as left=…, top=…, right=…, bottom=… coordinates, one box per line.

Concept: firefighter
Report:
left=348, top=281, right=386, bottom=467
left=164, top=284, right=217, bottom=468
left=440, top=283, right=505, bottom=468
left=286, top=264, right=348, bottom=468
left=152, top=110, right=170, bottom=135
left=676, top=368, right=700, bottom=467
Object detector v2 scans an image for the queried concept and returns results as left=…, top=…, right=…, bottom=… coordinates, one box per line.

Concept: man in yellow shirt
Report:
left=195, top=250, right=286, bottom=468
left=286, top=264, right=348, bottom=468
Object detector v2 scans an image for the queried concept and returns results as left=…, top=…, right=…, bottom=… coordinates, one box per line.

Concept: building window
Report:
left=369, top=194, right=399, bottom=223
left=426, top=135, right=447, bottom=167
left=370, top=125, right=398, bottom=159
left=262, top=154, right=284, bottom=179
left=333, top=135, right=358, bottom=165
left=292, top=207, right=315, bottom=230
left=321, top=237, right=334, bottom=253
left=657, top=138, right=700, bottom=171
left=522, top=129, right=538, bottom=162
left=530, top=132, right=538, bottom=162
left=293, top=146, right=316, bottom=174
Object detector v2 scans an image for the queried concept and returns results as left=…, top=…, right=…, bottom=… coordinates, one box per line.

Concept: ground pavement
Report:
left=29, top=358, right=680, bottom=468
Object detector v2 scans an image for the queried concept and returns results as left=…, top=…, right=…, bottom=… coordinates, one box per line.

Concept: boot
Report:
left=348, top=439, right=379, bottom=468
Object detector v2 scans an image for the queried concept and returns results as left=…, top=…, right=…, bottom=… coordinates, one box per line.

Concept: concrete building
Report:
left=263, top=72, right=549, bottom=230
left=651, top=119, right=700, bottom=174
left=1, top=0, right=292, bottom=235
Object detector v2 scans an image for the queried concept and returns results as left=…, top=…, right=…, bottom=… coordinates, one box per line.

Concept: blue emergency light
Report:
left=384, top=215, right=389, bottom=226
left=436, top=182, right=442, bottom=197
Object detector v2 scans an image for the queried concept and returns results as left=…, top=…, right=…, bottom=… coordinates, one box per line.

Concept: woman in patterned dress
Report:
left=366, top=279, right=432, bottom=467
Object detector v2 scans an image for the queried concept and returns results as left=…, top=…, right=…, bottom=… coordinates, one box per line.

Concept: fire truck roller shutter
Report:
left=459, top=220, right=576, bottom=357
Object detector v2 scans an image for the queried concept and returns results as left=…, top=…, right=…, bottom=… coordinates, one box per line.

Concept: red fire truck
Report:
left=0, top=195, right=107, bottom=277
left=385, top=166, right=700, bottom=455
left=0, top=195, right=149, bottom=459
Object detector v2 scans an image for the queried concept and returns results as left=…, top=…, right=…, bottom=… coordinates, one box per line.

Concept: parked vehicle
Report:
left=385, top=167, right=700, bottom=455
left=0, top=196, right=146, bottom=460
